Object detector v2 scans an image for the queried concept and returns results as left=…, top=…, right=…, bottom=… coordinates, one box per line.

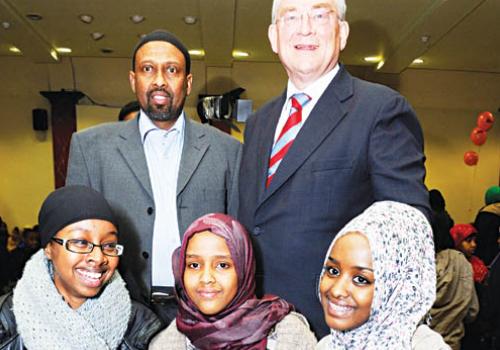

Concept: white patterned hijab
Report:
left=318, top=201, right=436, bottom=350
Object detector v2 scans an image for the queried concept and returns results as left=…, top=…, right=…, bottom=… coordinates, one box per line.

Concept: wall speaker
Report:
left=32, top=108, right=48, bottom=131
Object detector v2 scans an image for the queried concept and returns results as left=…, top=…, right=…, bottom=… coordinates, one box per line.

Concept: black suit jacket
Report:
left=238, top=66, right=430, bottom=337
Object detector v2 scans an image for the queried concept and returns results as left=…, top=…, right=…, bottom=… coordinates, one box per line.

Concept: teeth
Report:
left=329, top=301, right=353, bottom=315
left=79, top=270, right=102, bottom=280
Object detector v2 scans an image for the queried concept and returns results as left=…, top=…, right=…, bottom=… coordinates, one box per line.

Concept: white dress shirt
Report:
left=139, top=111, right=185, bottom=287
left=273, top=64, right=340, bottom=143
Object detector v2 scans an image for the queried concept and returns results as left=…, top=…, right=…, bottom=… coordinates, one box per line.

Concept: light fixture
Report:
left=421, top=35, right=431, bottom=44
left=376, top=60, right=385, bottom=70
left=91, top=32, right=105, bottom=41
left=183, top=16, right=197, bottom=25
left=232, top=50, right=249, bottom=58
left=188, top=49, right=205, bottom=56
left=412, top=58, right=424, bottom=64
left=50, top=49, right=59, bottom=61
left=1, top=21, right=11, bottom=29
left=130, top=15, right=145, bottom=24
left=9, top=46, right=21, bottom=53
left=79, top=14, right=94, bottom=24
left=56, top=47, right=72, bottom=54
left=363, top=56, right=382, bottom=63
left=26, top=13, right=43, bottom=21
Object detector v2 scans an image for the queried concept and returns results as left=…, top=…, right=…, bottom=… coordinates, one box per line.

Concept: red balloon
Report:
left=464, top=151, right=479, bottom=166
left=470, top=127, right=487, bottom=146
left=477, top=111, right=495, bottom=131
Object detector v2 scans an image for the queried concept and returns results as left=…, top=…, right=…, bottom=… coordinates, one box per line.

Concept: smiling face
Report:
left=268, top=0, right=349, bottom=90
left=320, top=232, right=375, bottom=331
left=129, top=41, right=193, bottom=130
left=44, top=219, right=119, bottom=309
left=183, top=231, right=238, bottom=316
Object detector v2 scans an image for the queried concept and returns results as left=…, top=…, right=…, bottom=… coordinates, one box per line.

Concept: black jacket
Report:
left=0, top=293, right=162, bottom=350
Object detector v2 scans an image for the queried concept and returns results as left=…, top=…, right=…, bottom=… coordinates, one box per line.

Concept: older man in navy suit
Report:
left=238, top=0, right=430, bottom=337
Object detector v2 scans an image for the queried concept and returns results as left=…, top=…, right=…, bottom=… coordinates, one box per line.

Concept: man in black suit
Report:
left=238, top=0, right=430, bottom=337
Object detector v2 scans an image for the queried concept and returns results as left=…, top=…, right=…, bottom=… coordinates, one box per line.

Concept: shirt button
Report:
left=253, top=226, right=262, bottom=236
left=142, top=251, right=149, bottom=259
left=147, top=207, right=154, bottom=215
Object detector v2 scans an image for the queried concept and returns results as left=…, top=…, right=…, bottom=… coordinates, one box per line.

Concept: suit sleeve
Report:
left=227, top=141, right=242, bottom=218
left=66, top=133, right=92, bottom=187
left=368, top=94, right=430, bottom=219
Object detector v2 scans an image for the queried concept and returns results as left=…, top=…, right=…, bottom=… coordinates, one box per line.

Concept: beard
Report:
left=144, top=88, right=185, bottom=122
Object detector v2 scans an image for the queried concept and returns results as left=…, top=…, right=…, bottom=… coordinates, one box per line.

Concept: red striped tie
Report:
left=266, top=93, right=311, bottom=188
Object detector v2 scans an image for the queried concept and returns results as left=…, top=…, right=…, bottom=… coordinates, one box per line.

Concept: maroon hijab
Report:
left=173, top=213, right=293, bottom=350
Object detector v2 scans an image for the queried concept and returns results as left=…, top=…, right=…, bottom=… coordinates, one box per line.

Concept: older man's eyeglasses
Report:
left=51, top=237, right=124, bottom=257
left=277, top=8, right=336, bottom=27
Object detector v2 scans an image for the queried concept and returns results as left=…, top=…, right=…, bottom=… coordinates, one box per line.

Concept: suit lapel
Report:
left=117, top=119, right=154, bottom=200
left=256, top=93, right=287, bottom=203
left=261, top=66, right=354, bottom=203
left=177, top=117, right=209, bottom=196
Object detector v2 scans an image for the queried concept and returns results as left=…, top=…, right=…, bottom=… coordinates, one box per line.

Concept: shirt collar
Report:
left=138, top=110, right=185, bottom=143
left=286, top=64, right=340, bottom=102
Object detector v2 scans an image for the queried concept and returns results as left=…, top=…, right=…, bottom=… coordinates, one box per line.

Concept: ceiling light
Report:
left=412, top=58, right=424, bottom=64
left=50, top=49, right=59, bottom=61
left=421, top=35, right=431, bottom=44
left=91, top=32, right=105, bottom=41
left=26, top=13, right=43, bottom=21
left=188, top=49, right=205, bottom=56
left=130, top=15, right=145, bottom=24
left=56, top=47, right=72, bottom=54
left=79, top=14, right=94, bottom=24
left=9, top=46, right=21, bottom=53
left=376, top=60, right=385, bottom=70
left=232, top=50, right=249, bottom=58
left=364, top=56, right=382, bottom=63
left=101, top=48, right=114, bottom=54
left=1, top=21, right=11, bottom=29
left=183, top=16, right=197, bottom=25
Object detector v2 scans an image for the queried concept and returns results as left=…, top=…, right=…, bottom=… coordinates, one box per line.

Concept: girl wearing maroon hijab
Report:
left=149, top=213, right=317, bottom=350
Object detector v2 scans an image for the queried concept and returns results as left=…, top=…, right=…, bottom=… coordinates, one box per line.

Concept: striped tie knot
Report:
left=266, top=93, right=311, bottom=188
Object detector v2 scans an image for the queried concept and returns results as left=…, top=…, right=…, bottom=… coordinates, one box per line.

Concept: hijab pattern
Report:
left=174, top=213, right=293, bottom=350
left=319, top=201, right=436, bottom=349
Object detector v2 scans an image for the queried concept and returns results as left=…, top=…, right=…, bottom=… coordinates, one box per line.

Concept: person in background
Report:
left=150, top=213, right=317, bottom=349
left=118, top=100, right=140, bottom=122
left=0, top=185, right=161, bottom=349
left=450, top=223, right=488, bottom=284
left=429, top=216, right=478, bottom=350
left=474, top=185, right=500, bottom=266
left=67, top=30, right=242, bottom=325
left=238, top=0, right=430, bottom=337
left=316, top=201, right=448, bottom=350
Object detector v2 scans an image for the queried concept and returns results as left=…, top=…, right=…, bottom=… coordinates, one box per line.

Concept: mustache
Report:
left=147, top=88, right=173, bottom=99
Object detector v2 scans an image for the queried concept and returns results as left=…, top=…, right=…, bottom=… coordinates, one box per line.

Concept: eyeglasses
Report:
left=51, top=238, right=124, bottom=257
left=277, top=9, right=336, bottom=27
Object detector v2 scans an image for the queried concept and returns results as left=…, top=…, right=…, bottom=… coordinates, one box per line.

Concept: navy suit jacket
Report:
left=238, top=66, right=430, bottom=337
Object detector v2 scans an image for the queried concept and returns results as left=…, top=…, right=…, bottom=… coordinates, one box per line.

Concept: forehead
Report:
left=135, top=41, right=186, bottom=65
left=57, top=219, right=117, bottom=238
left=186, top=231, right=231, bottom=256
left=331, top=232, right=372, bottom=265
left=278, top=0, right=336, bottom=11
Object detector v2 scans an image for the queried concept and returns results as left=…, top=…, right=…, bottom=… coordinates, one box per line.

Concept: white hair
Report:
left=271, top=0, right=347, bottom=23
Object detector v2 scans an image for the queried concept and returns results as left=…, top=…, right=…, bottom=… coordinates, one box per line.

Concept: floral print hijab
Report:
left=318, top=201, right=436, bottom=349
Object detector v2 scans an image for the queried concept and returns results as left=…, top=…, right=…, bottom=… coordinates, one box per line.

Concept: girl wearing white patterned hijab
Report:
left=317, top=201, right=446, bottom=350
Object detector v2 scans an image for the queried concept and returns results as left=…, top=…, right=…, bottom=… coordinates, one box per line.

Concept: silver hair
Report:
left=271, top=0, right=347, bottom=23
